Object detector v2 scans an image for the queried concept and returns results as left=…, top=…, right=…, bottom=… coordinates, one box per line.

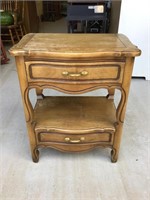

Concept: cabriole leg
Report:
left=111, top=148, right=118, bottom=163
left=32, top=148, right=39, bottom=163
left=111, top=122, right=123, bottom=163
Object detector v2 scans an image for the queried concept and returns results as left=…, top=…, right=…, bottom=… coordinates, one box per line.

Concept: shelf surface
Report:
left=34, top=96, right=116, bottom=134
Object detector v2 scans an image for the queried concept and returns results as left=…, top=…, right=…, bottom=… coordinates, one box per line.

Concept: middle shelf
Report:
left=34, top=96, right=116, bottom=134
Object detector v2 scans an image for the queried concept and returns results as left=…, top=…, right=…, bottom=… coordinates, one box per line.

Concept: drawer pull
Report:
left=65, top=137, right=85, bottom=143
left=62, top=71, right=88, bottom=77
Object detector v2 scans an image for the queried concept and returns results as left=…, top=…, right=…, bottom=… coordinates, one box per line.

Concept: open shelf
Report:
left=34, top=96, right=116, bottom=134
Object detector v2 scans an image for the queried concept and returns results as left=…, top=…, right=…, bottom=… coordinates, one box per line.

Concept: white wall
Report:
left=118, top=0, right=150, bottom=80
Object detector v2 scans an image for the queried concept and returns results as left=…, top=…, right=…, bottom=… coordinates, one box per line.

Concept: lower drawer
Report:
left=37, top=132, right=114, bottom=144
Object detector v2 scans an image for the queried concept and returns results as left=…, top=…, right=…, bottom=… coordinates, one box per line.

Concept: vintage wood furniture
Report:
left=1, top=0, right=26, bottom=45
left=9, top=33, right=141, bottom=162
left=1, top=25, right=20, bottom=45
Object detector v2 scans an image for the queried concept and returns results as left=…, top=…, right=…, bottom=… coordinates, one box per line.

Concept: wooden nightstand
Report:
left=9, top=33, right=141, bottom=162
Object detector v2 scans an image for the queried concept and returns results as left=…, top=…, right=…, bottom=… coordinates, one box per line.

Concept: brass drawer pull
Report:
left=62, top=71, right=88, bottom=77
left=65, top=137, right=85, bottom=143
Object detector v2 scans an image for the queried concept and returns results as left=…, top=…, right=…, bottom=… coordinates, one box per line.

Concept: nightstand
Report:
left=9, top=33, right=141, bottom=162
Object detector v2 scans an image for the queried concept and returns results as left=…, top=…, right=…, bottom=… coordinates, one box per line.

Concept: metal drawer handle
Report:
left=65, top=137, right=85, bottom=143
left=62, top=71, right=88, bottom=77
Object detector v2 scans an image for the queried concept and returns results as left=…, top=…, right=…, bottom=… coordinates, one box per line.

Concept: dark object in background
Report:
left=41, top=1, right=61, bottom=22
left=67, top=0, right=111, bottom=33
left=0, top=39, right=10, bottom=64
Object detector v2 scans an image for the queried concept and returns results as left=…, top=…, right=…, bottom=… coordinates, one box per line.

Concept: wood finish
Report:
left=9, top=33, right=141, bottom=162
left=25, top=61, right=124, bottom=83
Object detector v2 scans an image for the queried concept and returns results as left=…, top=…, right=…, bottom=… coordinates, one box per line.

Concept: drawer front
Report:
left=37, top=132, right=113, bottom=144
left=25, top=61, right=124, bottom=83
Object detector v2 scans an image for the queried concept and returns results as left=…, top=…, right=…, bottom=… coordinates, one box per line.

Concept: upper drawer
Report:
left=25, top=61, right=125, bottom=83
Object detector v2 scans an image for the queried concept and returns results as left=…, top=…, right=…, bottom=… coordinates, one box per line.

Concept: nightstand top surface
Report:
left=9, top=33, right=141, bottom=58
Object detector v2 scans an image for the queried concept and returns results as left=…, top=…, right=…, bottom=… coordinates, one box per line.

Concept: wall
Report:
left=118, top=0, right=150, bottom=80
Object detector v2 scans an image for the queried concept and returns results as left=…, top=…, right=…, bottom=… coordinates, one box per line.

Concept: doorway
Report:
left=36, top=0, right=122, bottom=33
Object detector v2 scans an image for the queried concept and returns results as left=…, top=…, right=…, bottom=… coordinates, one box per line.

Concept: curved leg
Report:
left=111, top=148, right=118, bottom=163
left=111, top=122, right=123, bottom=163
left=32, top=148, right=40, bottom=163
left=26, top=122, right=39, bottom=163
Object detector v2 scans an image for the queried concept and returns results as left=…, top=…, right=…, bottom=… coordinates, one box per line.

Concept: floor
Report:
left=39, top=18, right=67, bottom=33
left=0, top=19, right=150, bottom=200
